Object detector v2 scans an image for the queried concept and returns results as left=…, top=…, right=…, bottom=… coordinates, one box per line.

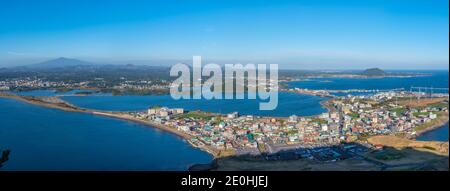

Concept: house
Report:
left=173, top=108, right=184, bottom=114
left=148, top=108, right=157, bottom=115
left=429, top=112, right=437, bottom=119
left=227, top=112, right=239, bottom=119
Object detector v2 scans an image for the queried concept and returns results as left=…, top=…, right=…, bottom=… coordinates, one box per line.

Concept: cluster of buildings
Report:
left=333, top=92, right=448, bottom=140
left=133, top=91, right=447, bottom=161
left=112, top=80, right=170, bottom=91
left=0, top=78, right=83, bottom=90
left=286, top=87, right=332, bottom=98
left=0, top=86, right=9, bottom=91
left=140, top=108, right=342, bottom=157
left=0, top=77, right=170, bottom=93
left=147, top=107, right=184, bottom=118
left=264, top=143, right=369, bottom=162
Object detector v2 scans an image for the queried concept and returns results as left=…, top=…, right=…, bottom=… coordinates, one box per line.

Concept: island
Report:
left=361, top=68, right=386, bottom=77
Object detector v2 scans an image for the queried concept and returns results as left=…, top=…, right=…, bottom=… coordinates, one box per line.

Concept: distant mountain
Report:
left=26, top=57, right=94, bottom=69
left=361, top=68, right=386, bottom=76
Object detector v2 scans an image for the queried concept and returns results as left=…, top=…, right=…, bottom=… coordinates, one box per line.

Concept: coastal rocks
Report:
left=188, top=160, right=218, bottom=171
left=0, top=149, right=10, bottom=168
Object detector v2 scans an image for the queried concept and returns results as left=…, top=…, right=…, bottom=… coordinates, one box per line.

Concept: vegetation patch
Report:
left=310, top=118, right=327, bottom=124
left=413, top=112, right=430, bottom=117
left=374, top=149, right=405, bottom=161
left=348, top=112, right=360, bottom=119
left=389, top=107, right=406, bottom=114
left=181, top=111, right=216, bottom=120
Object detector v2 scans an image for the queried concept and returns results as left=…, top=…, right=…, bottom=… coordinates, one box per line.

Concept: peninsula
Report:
left=1, top=89, right=448, bottom=171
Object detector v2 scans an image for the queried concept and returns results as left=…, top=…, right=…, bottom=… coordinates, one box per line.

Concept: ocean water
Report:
left=287, top=70, right=449, bottom=91
left=13, top=89, right=100, bottom=97
left=0, top=98, right=212, bottom=170
left=416, top=123, right=449, bottom=142
left=1, top=71, right=448, bottom=170
left=287, top=71, right=449, bottom=141
left=289, top=71, right=449, bottom=141
left=61, top=92, right=327, bottom=117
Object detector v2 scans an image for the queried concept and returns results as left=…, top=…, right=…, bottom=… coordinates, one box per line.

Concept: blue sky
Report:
left=0, top=0, right=448, bottom=69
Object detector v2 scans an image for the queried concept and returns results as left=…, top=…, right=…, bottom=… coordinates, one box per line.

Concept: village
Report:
left=130, top=90, right=449, bottom=162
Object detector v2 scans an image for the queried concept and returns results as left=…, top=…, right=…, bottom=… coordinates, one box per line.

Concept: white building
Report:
left=429, top=112, right=437, bottom=119
left=288, top=115, right=298, bottom=123
left=227, top=112, right=239, bottom=119
left=148, top=108, right=157, bottom=115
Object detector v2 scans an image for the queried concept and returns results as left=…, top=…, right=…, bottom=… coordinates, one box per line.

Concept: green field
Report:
left=181, top=111, right=217, bottom=120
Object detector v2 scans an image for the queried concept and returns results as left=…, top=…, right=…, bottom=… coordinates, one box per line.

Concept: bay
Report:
left=416, top=123, right=449, bottom=142
left=287, top=70, right=449, bottom=92
left=287, top=71, right=449, bottom=141
left=0, top=98, right=212, bottom=170
left=61, top=92, right=327, bottom=117
left=1, top=70, right=447, bottom=170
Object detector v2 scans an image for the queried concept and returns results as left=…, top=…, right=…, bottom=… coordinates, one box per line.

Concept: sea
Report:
left=0, top=98, right=212, bottom=170
left=0, top=70, right=448, bottom=170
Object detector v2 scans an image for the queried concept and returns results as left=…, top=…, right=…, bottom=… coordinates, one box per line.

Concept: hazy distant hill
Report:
left=361, top=68, right=386, bottom=76
left=26, top=57, right=94, bottom=69
left=0, top=57, right=172, bottom=82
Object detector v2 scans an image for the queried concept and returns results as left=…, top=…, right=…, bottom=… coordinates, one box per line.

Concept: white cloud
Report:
left=6, top=51, right=40, bottom=57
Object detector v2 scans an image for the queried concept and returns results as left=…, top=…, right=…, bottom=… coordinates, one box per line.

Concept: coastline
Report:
left=284, top=74, right=431, bottom=81
left=1, top=92, right=448, bottom=168
left=413, top=113, right=449, bottom=138
left=0, top=93, right=220, bottom=159
left=92, top=111, right=220, bottom=158
left=2, top=92, right=447, bottom=143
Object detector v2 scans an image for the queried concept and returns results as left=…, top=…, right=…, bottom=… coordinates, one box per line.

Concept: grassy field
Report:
left=180, top=111, right=218, bottom=120
left=413, top=111, right=431, bottom=117
left=389, top=107, right=406, bottom=114
left=398, top=97, right=447, bottom=108
left=367, top=135, right=449, bottom=156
